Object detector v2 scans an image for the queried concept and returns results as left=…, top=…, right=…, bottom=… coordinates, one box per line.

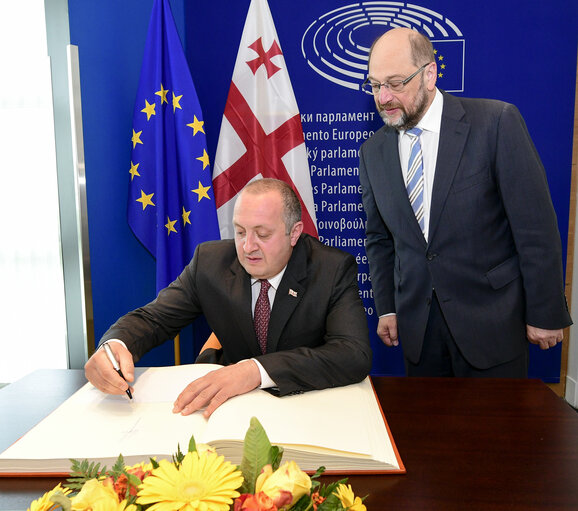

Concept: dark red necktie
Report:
left=254, top=279, right=271, bottom=354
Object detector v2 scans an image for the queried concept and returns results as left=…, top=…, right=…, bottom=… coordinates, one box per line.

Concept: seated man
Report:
left=85, top=178, right=372, bottom=417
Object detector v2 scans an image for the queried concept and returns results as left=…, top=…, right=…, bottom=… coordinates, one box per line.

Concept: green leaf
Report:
left=150, top=457, right=160, bottom=469
left=124, top=471, right=144, bottom=501
left=289, top=493, right=314, bottom=511
left=239, top=417, right=276, bottom=494
left=64, top=459, right=107, bottom=490
left=126, top=472, right=143, bottom=487
left=50, top=492, right=72, bottom=511
left=317, top=492, right=346, bottom=511
left=317, top=478, right=348, bottom=498
left=310, top=466, right=326, bottom=480
left=172, top=443, right=186, bottom=467
left=110, top=454, right=126, bottom=478
left=188, top=434, right=197, bottom=453
left=270, top=445, right=284, bottom=471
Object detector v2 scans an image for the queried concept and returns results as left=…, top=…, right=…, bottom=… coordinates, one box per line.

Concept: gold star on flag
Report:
left=165, top=216, right=178, bottom=235
left=129, top=161, right=140, bottom=180
left=441, top=63, right=446, bottom=69
left=136, top=190, right=155, bottom=210
left=172, top=92, right=183, bottom=112
left=141, top=99, right=156, bottom=121
left=434, top=49, right=438, bottom=55
left=192, top=181, right=211, bottom=202
left=197, top=149, right=210, bottom=170
left=187, top=115, right=205, bottom=136
left=438, top=72, right=444, bottom=78
left=132, top=129, right=143, bottom=149
left=182, top=206, right=191, bottom=226
left=156, top=83, right=168, bottom=104
left=438, top=55, right=444, bottom=61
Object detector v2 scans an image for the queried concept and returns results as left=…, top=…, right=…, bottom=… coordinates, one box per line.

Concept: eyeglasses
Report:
left=361, top=63, right=430, bottom=95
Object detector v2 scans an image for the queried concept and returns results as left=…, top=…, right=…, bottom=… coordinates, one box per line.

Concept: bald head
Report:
left=369, top=28, right=435, bottom=70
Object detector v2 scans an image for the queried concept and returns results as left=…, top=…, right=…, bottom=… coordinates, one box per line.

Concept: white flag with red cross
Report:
left=212, top=0, right=317, bottom=239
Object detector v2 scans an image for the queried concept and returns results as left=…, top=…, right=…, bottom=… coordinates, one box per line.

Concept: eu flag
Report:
left=431, top=39, right=465, bottom=93
left=128, top=0, right=220, bottom=293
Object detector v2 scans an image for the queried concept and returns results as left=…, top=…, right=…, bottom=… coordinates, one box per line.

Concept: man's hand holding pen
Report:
left=85, top=342, right=135, bottom=399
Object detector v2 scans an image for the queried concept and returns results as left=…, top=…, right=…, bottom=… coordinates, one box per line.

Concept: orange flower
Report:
left=234, top=492, right=278, bottom=511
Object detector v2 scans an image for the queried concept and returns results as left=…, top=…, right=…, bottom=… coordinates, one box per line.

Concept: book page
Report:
left=129, top=363, right=223, bottom=403
left=206, top=378, right=397, bottom=465
left=0, top=366, right=220, bottom=464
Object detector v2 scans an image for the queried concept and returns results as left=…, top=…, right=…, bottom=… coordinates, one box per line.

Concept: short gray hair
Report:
left=241, top=179, right=302, bottom=234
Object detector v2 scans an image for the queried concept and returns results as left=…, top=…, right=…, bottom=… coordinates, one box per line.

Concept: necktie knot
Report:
left=259, top=279, right=271, bottom=294
left=254, top=280, right=271, bottom=354
left=407, top=127, right=422, bottom=137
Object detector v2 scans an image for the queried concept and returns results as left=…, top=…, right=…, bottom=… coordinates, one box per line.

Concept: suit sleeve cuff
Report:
left=99, top=339, right=128, bottom=350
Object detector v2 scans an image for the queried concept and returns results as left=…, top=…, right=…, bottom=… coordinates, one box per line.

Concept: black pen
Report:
left=102, top=343, right=133, bottom=400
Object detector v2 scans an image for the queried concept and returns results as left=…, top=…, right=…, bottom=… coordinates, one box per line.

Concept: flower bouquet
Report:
left=28, top=417, right=367, bottom=511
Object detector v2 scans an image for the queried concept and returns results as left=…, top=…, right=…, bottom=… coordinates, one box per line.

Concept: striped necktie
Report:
left=406, top=127, right=425, bottom=233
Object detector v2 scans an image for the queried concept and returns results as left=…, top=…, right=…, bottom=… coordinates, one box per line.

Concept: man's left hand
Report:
left=526, top=325, right=564, bottom=350
left=173, top=360, right=261, bottom=418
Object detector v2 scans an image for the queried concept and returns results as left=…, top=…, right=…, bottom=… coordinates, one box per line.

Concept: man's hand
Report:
left=173, top=360, right=262, bottom=418
left=526, top=325, right=564, bottom=350
left=85, top=342, right=134, bottom=395
left=377, top=315, right=399, bottom=347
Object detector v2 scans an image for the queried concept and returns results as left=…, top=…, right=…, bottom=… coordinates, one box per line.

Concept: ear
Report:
left=426, top=61, right=437, bottom=91
left=289, top=221, right=304, bottom=246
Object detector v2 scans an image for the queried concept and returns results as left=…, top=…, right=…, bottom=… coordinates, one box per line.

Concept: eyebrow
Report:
left=368, top=73, right=405, bottom=82
left=233, top=223, right=272, bottom=231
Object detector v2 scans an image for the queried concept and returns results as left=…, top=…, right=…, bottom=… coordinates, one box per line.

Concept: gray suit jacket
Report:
left=359, top=91, right=571, bottom=368
left=100, top=234, right=372, bottom=395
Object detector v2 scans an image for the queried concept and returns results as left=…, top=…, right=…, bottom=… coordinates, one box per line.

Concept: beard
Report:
left=378, top=78, right=429, bottom=131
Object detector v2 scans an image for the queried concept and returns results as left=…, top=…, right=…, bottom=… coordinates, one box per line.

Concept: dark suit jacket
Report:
left=100, top=234, right=372, bottom=395
left=359, top=91, right=571, bottom=369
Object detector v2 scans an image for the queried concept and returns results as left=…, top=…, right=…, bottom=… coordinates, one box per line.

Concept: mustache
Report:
left=379, top=101, right=401, bottom=111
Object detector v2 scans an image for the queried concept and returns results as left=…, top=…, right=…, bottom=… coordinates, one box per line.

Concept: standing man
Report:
left=359, top=28, right=571, bottom=377
left=86, top=178, right=371, bottom=415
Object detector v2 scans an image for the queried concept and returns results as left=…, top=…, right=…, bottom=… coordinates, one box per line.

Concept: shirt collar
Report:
left=400, top=87, right=444, bottom=136
left=251, top=267, right=286, bottom=290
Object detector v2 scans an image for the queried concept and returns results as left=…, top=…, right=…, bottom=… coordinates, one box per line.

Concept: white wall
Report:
left=0, top=2, right=68, bottom=382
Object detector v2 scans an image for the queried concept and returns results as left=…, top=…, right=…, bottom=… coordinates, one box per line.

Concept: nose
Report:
left=244, top=232, right=257, bottom=253
left=377, top=84, right=394, bottom=104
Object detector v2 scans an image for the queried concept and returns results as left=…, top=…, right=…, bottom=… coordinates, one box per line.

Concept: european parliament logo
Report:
left=301, top=2, right=465, bottom=92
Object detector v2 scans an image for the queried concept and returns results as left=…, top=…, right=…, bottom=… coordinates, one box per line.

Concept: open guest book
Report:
left=0, top=364, right=405, bottom=476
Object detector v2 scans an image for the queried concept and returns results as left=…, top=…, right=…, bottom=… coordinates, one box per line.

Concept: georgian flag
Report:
left=212, top=0, right=317, bottom=239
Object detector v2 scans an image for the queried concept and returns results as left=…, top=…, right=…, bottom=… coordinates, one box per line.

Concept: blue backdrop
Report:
left=69, top=0, right=577, bottom=381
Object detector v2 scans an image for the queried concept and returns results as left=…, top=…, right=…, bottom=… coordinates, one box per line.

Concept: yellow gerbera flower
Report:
left=27, top=483, right=72, bottom=511
left=333, top=483, right=366, bottom=511
left=137, top=450, right=243, bottom=511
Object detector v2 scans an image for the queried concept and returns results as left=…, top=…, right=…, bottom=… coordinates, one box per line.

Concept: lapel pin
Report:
left=288, top=289, right=298, bottom=297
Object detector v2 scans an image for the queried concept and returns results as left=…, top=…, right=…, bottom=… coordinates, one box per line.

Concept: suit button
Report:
left=426, top=252, right=437, bottom=261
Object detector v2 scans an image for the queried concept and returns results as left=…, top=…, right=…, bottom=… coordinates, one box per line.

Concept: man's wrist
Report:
left=237, top=358, right=276, bottom=389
